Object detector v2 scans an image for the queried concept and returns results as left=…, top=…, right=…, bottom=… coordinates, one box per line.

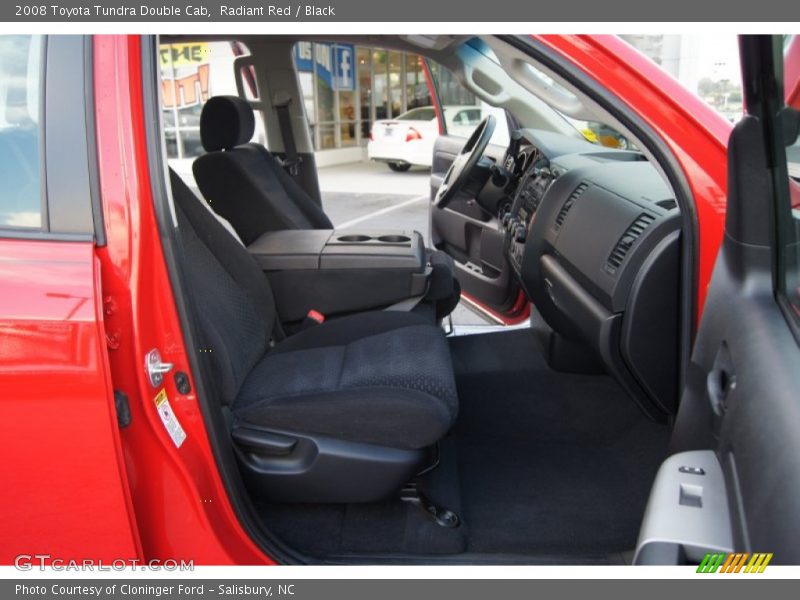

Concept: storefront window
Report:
left=338, top=90, right=357, bottom=147
left=318, top=123, right=336, bottom=150
left=358, top=47, right=372, bottom=139
left=388, top=51, right=403, bottom=117
left=314, top=43, right=335, bottom=127
left=406, top=55, right=431, bottom=110
left=294, top=42, right=432, bottom=151
left=372, top=49, right=389, bottom=121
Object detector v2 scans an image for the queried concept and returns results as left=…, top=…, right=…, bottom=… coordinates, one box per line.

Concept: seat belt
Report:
left=384, top=294, right=426, bottom=312
left=273, top=93, right=302, bottom=178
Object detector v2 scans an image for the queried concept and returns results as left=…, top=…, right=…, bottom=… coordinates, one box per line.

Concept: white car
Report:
left=367, top=105, right=486, bottom=171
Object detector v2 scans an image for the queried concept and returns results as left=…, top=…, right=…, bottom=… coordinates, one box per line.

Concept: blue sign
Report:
left=294, top=42, right=355, bottom=92
left=294, top=41, right=314, bottom=72
left=334, top=45, right=354, bottom=91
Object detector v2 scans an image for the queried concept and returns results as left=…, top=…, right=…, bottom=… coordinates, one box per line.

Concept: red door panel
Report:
left=92, top=34, right=271, bottom=564
left=0, top=239, right=142, bottom=563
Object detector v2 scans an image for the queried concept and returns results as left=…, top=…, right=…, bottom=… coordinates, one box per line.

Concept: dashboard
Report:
left=498, top=128, right=682, bottom=418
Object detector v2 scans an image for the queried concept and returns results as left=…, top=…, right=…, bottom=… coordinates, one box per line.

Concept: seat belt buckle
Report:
left=298, top=309, right=325, bottom=331
left=306, top=309, right=325, bottom=324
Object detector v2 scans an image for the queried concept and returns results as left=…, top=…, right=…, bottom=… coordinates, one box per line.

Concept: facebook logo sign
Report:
left=335, top=45, right=354, bottom=91
left=294, top=42, right=355, bottom=91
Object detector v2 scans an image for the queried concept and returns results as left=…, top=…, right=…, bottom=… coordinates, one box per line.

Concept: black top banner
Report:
left=2, top=0, right=798, bottom=22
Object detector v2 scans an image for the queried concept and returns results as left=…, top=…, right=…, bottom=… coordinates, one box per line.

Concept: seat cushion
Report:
left=232, top=312, right=458, bottom=450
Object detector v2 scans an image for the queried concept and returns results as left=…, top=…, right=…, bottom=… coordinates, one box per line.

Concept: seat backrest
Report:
left=170, top=168, right=281, bottom=404
left=192, top=95, right=332, bottom=246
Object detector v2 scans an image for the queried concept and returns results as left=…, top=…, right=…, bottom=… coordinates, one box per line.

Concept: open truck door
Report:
left=635, top=35, right=800, bottom=566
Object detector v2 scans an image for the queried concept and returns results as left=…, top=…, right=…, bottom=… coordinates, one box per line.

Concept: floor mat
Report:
left=256, top=327, right=670, bottom=562
left=449, top=328, right=670, bottom=556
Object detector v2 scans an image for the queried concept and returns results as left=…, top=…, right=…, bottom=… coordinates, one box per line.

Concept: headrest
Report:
left=200, top=95, right=255, bottom=152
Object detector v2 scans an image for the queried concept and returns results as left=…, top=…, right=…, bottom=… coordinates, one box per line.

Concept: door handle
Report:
left=707, top=342, right=736, bottom=416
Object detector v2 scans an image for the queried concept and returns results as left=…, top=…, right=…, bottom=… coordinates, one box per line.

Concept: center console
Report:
left=247, top=229, right=431, bottom=322
left=502, top=161, right=556, bottom=272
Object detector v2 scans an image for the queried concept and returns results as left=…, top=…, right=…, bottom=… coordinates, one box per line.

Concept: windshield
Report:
left=464, top=37, right=630, bottom=149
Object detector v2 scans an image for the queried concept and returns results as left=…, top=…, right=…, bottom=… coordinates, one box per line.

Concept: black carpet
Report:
left=257, top=436, right=467, bottom=559
left=257, top=327, right=670, bottom=562
left=449, top=328, right=670, bottom=556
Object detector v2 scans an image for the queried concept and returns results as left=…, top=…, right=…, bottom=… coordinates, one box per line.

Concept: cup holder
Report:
left=376, top=234, right=411, bottom=243
left=335, top=233, right=412, bottom=244
left=336, top=234, right=372, bottom=243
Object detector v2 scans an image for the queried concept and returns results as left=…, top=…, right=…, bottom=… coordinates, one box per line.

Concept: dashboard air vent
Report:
left=606, top=212, right=656, bottom=273
left=554, top=182, right=588, bottom=230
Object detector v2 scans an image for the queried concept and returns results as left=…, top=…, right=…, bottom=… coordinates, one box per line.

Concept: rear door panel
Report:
left=0, top=240, right=142, bottom=563
left=0, top=34, right=142, bottom=564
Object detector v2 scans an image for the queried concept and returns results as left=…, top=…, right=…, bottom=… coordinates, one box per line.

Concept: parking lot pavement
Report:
left=319, top=161, right=431, bottom=237
left=318, top=159, right=431, bottom=195
left=322, top=191, right=430, bottom=238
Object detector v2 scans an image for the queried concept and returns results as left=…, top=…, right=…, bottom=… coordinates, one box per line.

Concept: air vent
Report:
left=606, top=212, right=656, bottom=273
left=554, top=182, right=588, bottom=230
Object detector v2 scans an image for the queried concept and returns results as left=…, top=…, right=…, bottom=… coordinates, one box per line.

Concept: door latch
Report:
left=145, top=348, right=174, bottom=388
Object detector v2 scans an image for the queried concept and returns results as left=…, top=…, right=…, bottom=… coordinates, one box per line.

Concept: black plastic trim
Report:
left=44, top=36, right=95, bottom=236
left=83, top=36, right=107, bottom=247
left=0, top=229, right=92, bottom=242
left=39, top=35, right=49, bottom=232
left=500, top=34, right=699, bottom=408
left=139, top=35, right=304, bottom=565
left=233, top=426, right=426, bottom=504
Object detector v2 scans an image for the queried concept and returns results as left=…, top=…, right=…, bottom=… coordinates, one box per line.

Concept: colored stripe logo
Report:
left=697, top=552, right=773, bottom=573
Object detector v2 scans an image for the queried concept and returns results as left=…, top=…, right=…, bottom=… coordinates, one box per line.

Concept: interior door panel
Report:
left=430, top=134, right=519, bottom=311
left=636, top=37, right=800, bottom=565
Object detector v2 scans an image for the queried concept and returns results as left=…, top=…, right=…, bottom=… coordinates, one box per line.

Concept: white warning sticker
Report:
left=154, top=389, right=187, bottom=448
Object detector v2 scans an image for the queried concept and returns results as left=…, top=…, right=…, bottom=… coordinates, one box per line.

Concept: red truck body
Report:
left=0, top=34, right=735, bottom=565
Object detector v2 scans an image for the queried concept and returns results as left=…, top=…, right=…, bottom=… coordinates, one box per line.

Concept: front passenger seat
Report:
left=170, top=170, right=459, bottom=503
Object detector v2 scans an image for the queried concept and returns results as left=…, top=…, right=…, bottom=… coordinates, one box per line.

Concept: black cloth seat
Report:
left=193, top=95, right=333, bottom=245
left=235, top=311, right=457, bottom=449
left=191, top=95, right=459, bottom=314
left=170, top=169, right=458, bottom=501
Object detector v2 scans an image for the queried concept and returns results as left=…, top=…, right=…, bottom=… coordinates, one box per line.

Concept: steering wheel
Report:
left=434, top=114, right=496, bottom=208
